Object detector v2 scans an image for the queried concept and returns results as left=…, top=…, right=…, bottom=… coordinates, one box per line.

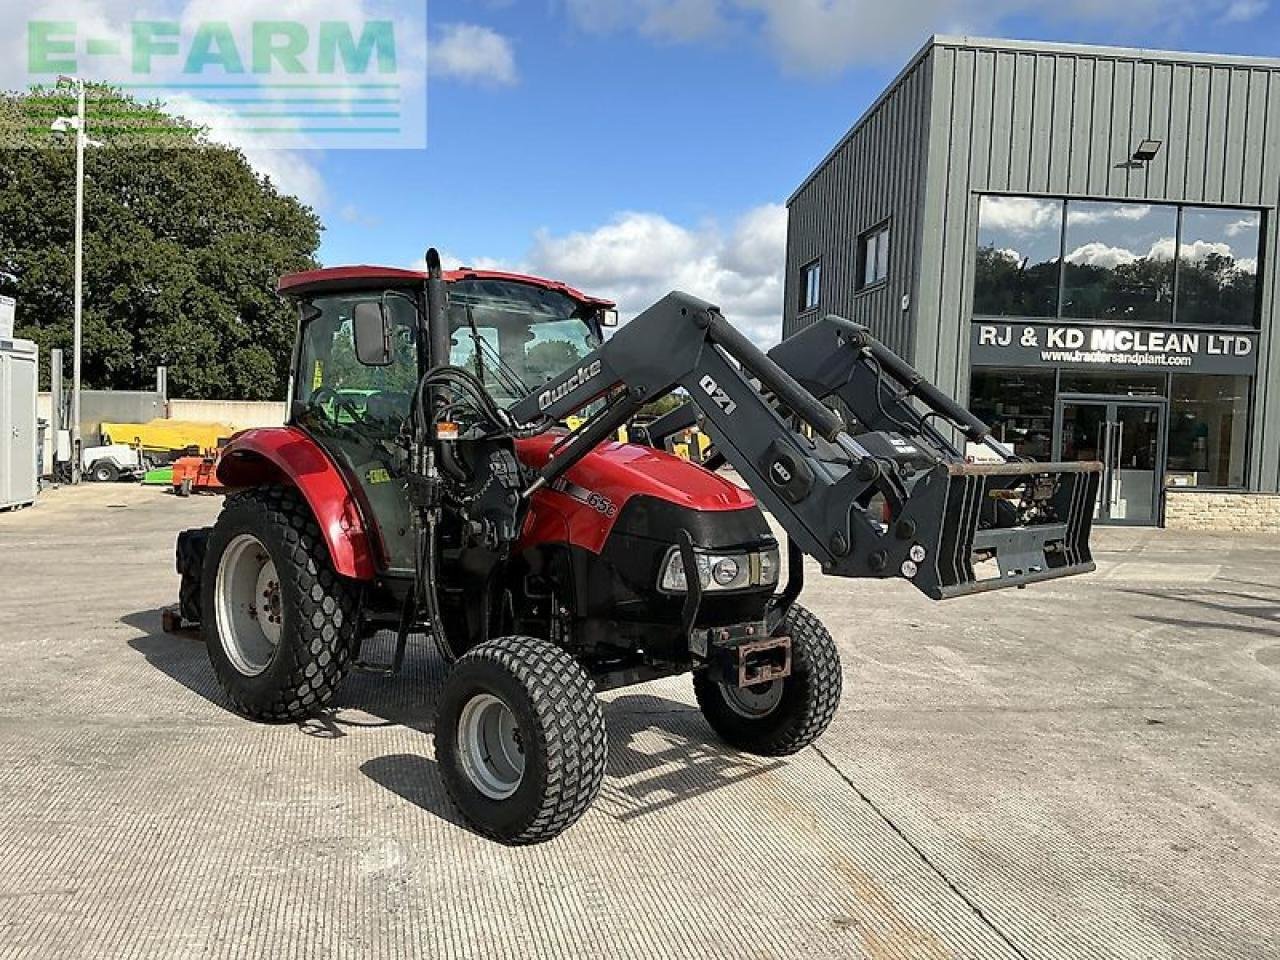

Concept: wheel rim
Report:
left=720, top=679, right=784, bottom=718
left=215, top=534, right=283, bottom=677
left=457, top=693, right=525, bottom=800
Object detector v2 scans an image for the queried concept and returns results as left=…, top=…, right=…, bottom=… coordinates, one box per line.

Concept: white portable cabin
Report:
left=0, top=336, right=39, bottom=510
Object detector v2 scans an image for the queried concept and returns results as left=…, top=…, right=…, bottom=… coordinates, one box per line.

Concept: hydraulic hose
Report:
left=417, top=510, right=456, bottom=662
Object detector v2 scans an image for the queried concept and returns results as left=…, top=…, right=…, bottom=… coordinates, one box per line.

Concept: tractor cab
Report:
left=275, top=265, right=619, bottom=576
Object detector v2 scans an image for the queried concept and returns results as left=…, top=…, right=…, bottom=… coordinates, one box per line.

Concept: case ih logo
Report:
left=538, top=360, right=603, bottom=412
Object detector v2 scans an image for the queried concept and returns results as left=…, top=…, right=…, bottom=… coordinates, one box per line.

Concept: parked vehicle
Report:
left=82, top=443, right=146, bottom=482
left=173, top=253, right=1100, bottom=844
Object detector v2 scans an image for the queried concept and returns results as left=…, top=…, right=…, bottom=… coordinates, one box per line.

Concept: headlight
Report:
left=658, top=543, right=780, bottom=594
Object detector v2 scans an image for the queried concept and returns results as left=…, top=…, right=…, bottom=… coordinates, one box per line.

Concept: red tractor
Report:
left=175, top=251, right=1100, bottom=844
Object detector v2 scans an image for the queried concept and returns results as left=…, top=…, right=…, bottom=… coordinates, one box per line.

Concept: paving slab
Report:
left=0, top=484, right=1277, bottom=959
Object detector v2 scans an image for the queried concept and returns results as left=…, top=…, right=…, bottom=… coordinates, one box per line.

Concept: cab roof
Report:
left=277, top=265, right=615, bottom=309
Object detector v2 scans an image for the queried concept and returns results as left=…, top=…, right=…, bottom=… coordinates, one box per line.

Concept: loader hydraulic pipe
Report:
left=832, top=318, right=991, bottom=444
left=705, top=313, right=844, bottom=442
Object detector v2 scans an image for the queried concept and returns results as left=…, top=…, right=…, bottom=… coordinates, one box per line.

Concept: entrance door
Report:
left=1055, top=397, right=1166, bottom=526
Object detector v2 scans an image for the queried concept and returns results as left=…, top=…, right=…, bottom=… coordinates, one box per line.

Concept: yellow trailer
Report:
left=100, top=419, right=235, bottom=455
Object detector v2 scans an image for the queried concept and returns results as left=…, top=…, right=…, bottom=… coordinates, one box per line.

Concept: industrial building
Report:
left=785, top=36, right=1280, bottom=528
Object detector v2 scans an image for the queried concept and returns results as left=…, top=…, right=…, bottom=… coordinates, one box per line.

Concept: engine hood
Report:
left=514, top=433, right=757, bottom=554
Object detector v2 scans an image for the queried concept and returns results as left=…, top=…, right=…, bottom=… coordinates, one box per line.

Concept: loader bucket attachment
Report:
left=903, top=460, right=1102, bottom=600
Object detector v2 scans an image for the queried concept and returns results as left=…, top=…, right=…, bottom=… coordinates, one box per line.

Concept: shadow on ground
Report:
left=122, top=609, right=779, bottom=831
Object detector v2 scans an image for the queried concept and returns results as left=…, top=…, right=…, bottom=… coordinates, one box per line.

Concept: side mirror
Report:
left=600, top=308, right=620, bottom=328
left=352, top=300, right=394, bottom=366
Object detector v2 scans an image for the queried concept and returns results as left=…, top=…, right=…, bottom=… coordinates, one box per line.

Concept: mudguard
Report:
left=216, top=427, right=379, bottom=580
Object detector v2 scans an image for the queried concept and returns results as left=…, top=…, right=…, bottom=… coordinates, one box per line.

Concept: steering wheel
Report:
left=310, top=387, right=370, bottom=426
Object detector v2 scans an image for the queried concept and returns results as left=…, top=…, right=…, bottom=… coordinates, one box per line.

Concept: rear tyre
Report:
left=693, top=603, right=842, bottom=756
left=202, top=487, right=359, bottom=722
left=176, top=527, right=211, bottom=625
left=436, top=637, right=607, bottom=845
left=90, top=461, right=119, bottom=483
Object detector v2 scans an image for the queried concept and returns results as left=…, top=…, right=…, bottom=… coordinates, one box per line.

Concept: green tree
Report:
left=525, top=339, right=584, bottom=382
left=0, top=85, right=321, bottom=399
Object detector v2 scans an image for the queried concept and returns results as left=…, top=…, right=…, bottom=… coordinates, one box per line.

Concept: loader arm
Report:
left=508, top=292, right=1100, bottom=600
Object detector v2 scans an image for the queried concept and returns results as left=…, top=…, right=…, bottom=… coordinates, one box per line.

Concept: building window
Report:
left=968, top=367, right=1055, bottom=460
left=1167, top=374, right=1250, bottom=488
left=799, top=259, right=821, bottom=312
left=1176, top=208, right=1261, bottom=327
left=973, top=196, right=1264, bottom=328
left=1061, top=201, right=1177, bottom=324
left=857, top=223, right=890, bottom=291
left=974, top=196, right=1063, bottom=317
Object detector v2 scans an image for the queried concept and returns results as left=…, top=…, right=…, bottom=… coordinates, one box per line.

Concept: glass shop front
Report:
left=967, top=195, right=1262, bottom=526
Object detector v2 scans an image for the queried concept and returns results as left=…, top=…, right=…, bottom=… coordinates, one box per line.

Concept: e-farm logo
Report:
left=23, top=9, right=425, bottom=149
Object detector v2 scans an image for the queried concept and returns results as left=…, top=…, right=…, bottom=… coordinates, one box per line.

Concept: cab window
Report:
left=295, top=291, right=420, bottom=435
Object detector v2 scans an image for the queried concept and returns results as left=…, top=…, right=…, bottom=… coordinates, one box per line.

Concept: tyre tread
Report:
left=445, top=636, right=606, bottom=845
left=206, top=486, right=357, bottom=723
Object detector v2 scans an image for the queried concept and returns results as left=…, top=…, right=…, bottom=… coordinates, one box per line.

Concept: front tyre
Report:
left=202, top=487, right=359, bottom=723
left=693, top=603, right=842, bottom=756
left=436, top=637, right=607, bottom=845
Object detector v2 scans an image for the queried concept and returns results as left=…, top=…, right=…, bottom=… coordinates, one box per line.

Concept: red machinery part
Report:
left=215, top=426, right=755, bottom=581
left=216, top=427, right=380, bottom=580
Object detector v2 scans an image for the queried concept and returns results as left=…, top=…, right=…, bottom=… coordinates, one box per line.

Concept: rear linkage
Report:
left=506, top=291, right=1102, bottom=604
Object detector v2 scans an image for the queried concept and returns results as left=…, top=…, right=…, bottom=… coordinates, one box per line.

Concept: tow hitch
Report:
left=695, top=623, right=792, bottom=687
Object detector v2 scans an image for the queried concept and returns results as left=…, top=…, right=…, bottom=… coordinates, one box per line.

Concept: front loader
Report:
left=174, top=251, right=1100, bottom=845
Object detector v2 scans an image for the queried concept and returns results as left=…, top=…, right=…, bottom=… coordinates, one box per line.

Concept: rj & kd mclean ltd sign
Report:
left=971, top=320, right=1259, bottom=376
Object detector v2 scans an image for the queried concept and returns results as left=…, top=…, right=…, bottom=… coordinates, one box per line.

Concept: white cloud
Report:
left=1221, top=0, right=1267, bottom=21
left=1066, top=236, right=1256, bottom=274
left=561, top=0, right=1267, bottom=75
left=1147, top=236, right=1234, bottom=262
left=980, top=196, right=1061, bottom=235
left=565, top=0, right=728, bottom=41
left=1066, top=204, right=1153, bottom=226
left=1066, top=242, right=1138, bottom=269
left=429, top=23, right=518, bottom=87
left=526, top=206, right=787, bottom=346
left=1224, top=216, right=1259, bottom=237
left=643, top=0, right=727, bottom=40
left=340, top=204, right=381, bottom=228
left=160, top=93, right=329, bottom=207
left=737, top=0, right=978, bottom=75
left=424, top=204, right=789, bottom=347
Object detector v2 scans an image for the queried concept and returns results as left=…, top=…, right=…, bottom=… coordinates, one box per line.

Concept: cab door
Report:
left=292, top=289, right=423, bottom=576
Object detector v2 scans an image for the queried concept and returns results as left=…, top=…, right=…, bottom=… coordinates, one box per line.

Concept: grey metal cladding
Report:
left=783, top=47, right=935, bottom=359
left=901, top=35, right=1280, bottom=488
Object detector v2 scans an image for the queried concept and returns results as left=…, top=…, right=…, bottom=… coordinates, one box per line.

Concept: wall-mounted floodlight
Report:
left=1132, top=139, right=1163, bottom=162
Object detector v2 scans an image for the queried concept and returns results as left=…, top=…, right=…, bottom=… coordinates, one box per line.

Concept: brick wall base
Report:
left=1164, top=489, right=1280, bottom=532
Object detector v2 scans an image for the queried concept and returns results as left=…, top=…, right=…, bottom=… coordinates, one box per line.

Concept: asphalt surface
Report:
left=0, top=483, right=1277, bottom=959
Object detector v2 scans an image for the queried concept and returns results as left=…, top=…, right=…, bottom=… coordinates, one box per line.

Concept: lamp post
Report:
left=51, top=77, right=100, bottom=484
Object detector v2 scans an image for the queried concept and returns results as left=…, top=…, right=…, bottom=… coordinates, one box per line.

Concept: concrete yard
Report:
left=1, top=482, right=1277, bottom=960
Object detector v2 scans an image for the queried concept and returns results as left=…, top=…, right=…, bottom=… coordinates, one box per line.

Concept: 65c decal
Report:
left=552, top=478, right=618, bottom=518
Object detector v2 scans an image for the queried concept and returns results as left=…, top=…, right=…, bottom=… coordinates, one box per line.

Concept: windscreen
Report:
left=446, top=279, right=601, bottom=409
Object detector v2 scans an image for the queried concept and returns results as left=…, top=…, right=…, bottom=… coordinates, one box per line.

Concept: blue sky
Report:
left=8, top=0, right=1278, bottom=343
left=302, top=0, right=1279, bottom=342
